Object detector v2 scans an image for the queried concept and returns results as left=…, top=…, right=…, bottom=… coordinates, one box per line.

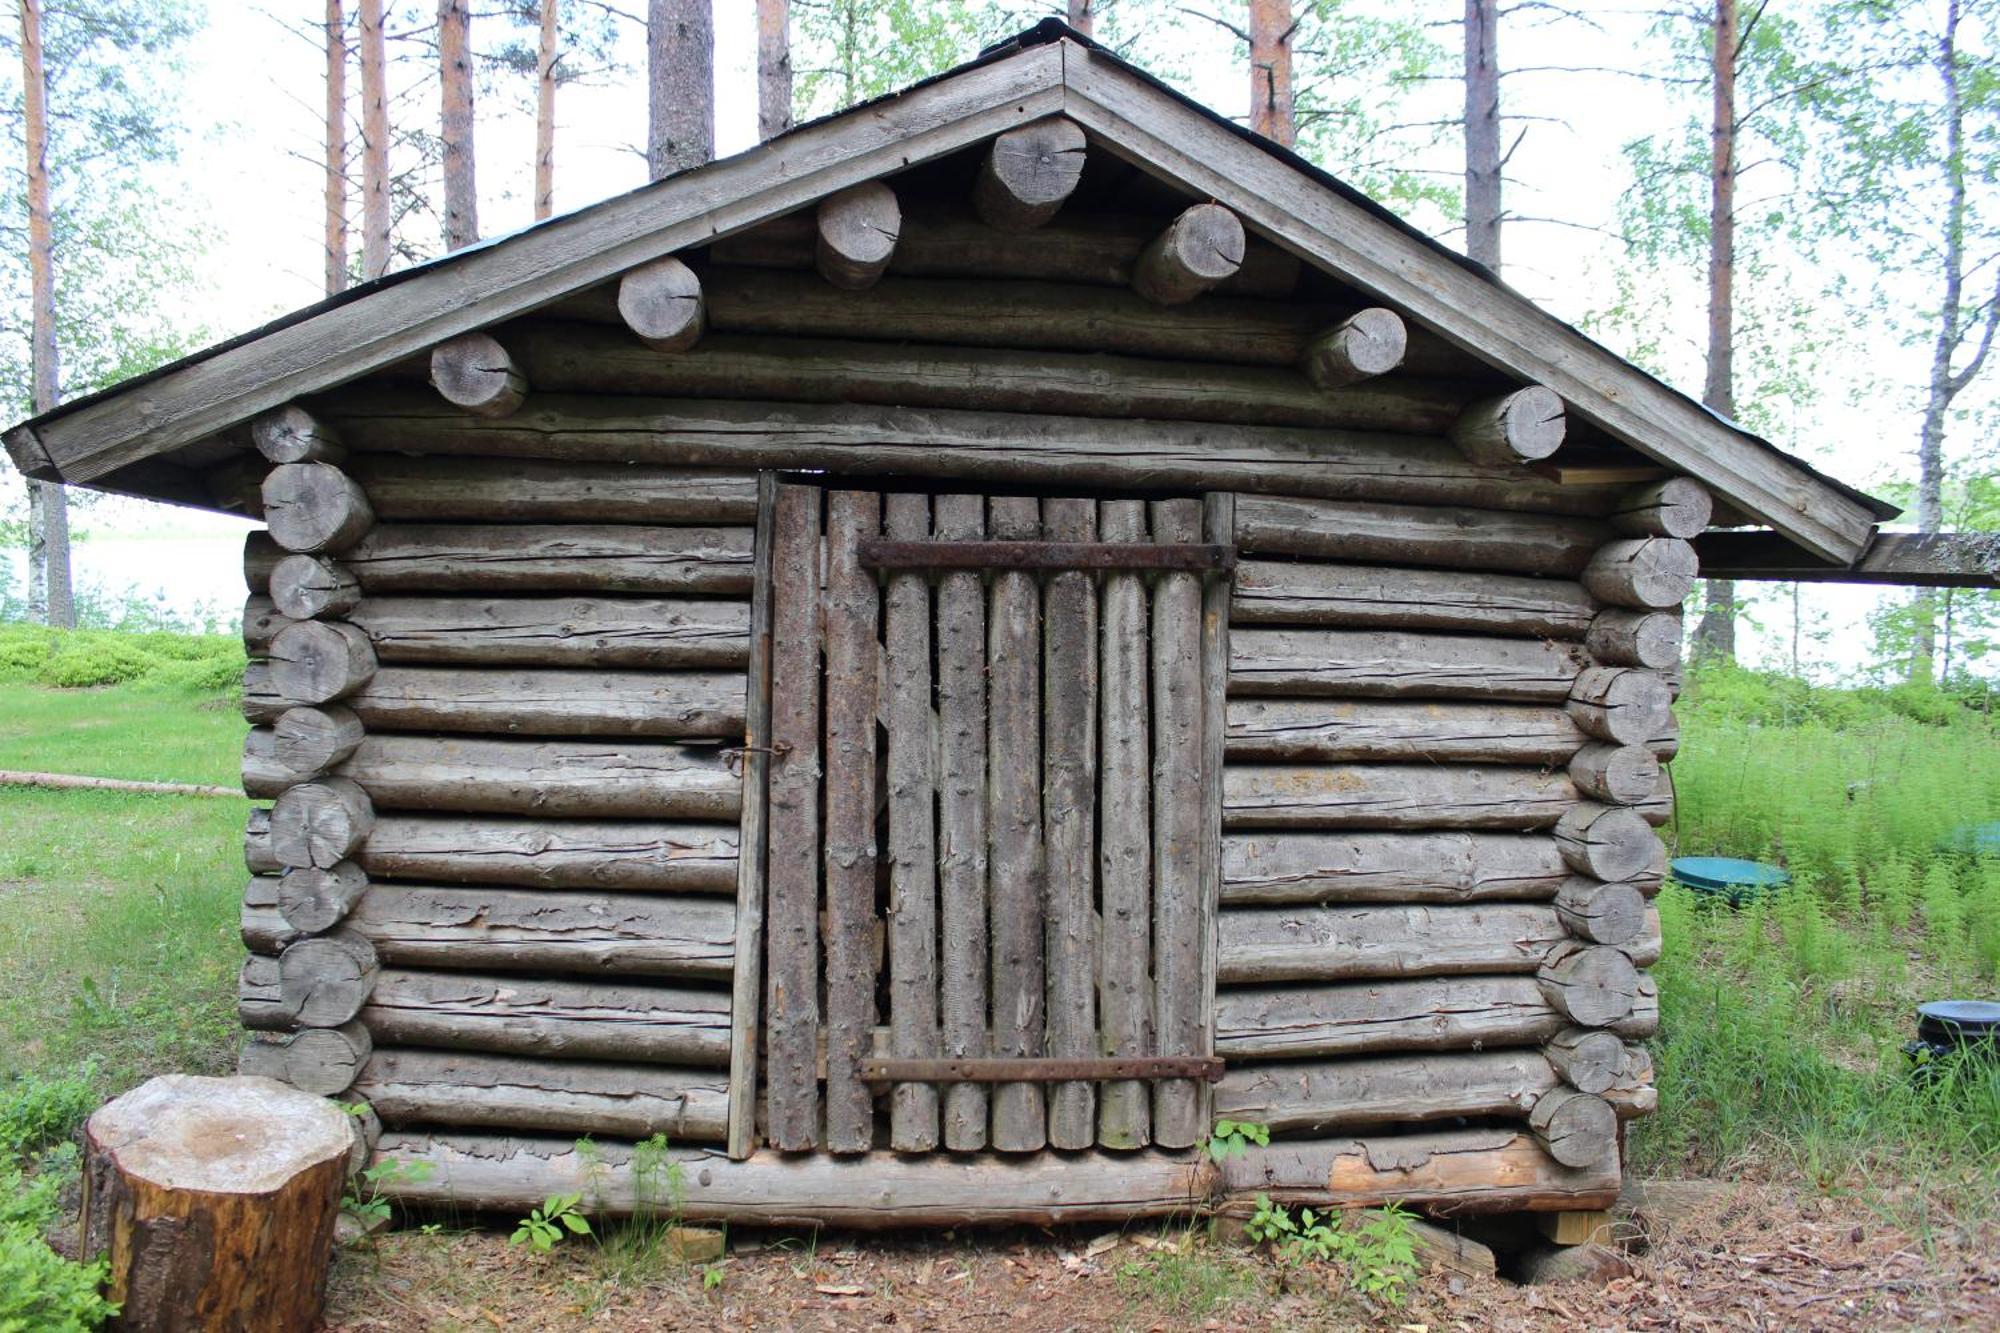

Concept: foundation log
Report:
left=1221, top=1129, right=1620, bottom=1216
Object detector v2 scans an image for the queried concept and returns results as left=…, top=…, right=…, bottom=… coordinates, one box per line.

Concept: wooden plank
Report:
left=987, top=495, right=1046, bottom=1152
left=1096, top=498, right=1151, bottom=1150
left=1196, top=492, right=1232, bottom=1140
left=934, top=493, right=990, bottom=1151
left=1150, top=497, right=1205, bottom=1149
left=858, top=538, right=1230, bottom=573
left=763, top=482, right=822, bottom=1152
left=29, top=41, right=1067, bottom=484
left=726, top=474, right=777, bottom=1159
left=821, top=490, right=881, bottom=1154
left=1695, top=529, right=2000, bottom=588
left=1041, top=496, right=1098, bottom=1150
left=882, top=492, right=939, bottom=1152
left=1062, top=45, right=1880, bottom=563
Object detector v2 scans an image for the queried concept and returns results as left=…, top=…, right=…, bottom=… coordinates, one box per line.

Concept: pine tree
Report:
left=759, top=0, right=793, bottom=142
left=438, top=0, right=477, bottom=250
left=648, top=0, right=712, bottom=179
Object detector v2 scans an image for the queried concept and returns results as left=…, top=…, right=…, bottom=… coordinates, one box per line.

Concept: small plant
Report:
left=1205, top=1118, right=1269, bottom=1163
left=339, top=1157, right=432, bottom=1236
left=700, top=1262, right=726, bottom=1290
left=1238, top=1195, right=1418, bottom=1306
left=511, top=1192, right=593, bottom=1251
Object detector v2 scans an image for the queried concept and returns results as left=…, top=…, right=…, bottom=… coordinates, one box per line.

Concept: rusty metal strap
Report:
left=858, top=1056, right=1225, bottom=1084
left=856, top=539, right=1235, bottom=574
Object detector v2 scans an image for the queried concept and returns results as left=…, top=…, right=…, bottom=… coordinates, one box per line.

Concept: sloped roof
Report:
left=4, top=19, right=1895, bottom=563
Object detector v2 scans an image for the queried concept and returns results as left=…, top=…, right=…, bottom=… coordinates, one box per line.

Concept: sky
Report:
left=6, top=0, right=1972, bottom=679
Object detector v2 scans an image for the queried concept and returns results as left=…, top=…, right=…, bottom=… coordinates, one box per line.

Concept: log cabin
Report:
left=10, top=21, right=1994, bottom=1233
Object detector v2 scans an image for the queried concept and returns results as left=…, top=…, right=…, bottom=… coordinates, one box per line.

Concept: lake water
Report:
left=1, top=535, right=250, bottom=632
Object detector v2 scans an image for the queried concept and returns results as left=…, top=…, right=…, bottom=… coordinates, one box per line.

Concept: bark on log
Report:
left=1601, top=1044, right=1657, bottom=1119
left=1215, top=975, right=1567, bottom=1059
left=1220, top=1128, right=1620, bottom=1215
left=245, top=807, right=278, bottom=874
left=356, top=814, right=739, bottom=893
left=269, top=619, right=378, bottom=704
left=270, top=776, right=375, bottom=869
left=1552, top=877, right=1649, bottom=947
left=273, top=704, right=365, bottom=774
left=1528, top=1087, right=1617, bottom=1167
left=338, top=594, right=749, bottom=669
left=245, top=882, right=736, bottom=979
left=1097, top=499, right=1150, bottom=1149
left=330, top=386, right=1611, bottom=517
left=279, top=928, right=379, bottom=1026
left=1043, top=496, right=1098, bottom=1148
left=337, top=524, right=754, bottom=595
left=360, top=968, right=730, bottom=1065
left=1586, top=609, right=1681, bottom=670
left=1553, top=802, right=1663, bottom=883
left=269, top=553, right=361, bottom=620
left=1302, top=309, right=1407, bottom=389
left=1215, top=1049, right=1555, bottom=1134
left=1232, top=494, right=1607, bottom=576
left=1133, top=203, right=1245, bottom=305
left=1567, top=666, right=1673, bottom=746
left=252, top=403, right=346, bottom=464
left=1223, top=763, right=1576, bottom=830
left=1151, top=498, right=1205, bottom=1149
left=262, top=461, right=374, bottom=555
left=278, top=861, right=371, bottom=934
left=1543, top=1028, right=1629, bottom=1095
left=229, top=986, right=374, bottom=1093
left=353, top=1049, right=726, bottom=1142
left=974, top=116, right=1087, bottom=229
left=1226, top=698, right=1589, bottom=765
left=1451, top=386, right=1566, bottom=465
left=817, top=182, right=901, bottom=290
left=934, top=493, right=990, bottom=1151
left=431, top=331, right=528, bottom=417
left=241, top=727, right=292, bottom=797
left=1221, top=830, right=1570, bottom=905
left=1232, top=561, right=1596, bottom=638
left=617, top=254, right=706, bottom=352
left=1537, top=941, right=1640, bottom=1026
left=82, top=1075, right=351, bottom=1330
left=1217, top=902, right=1570, bottom=984
left=1568, top=743, right=1661, bottom=805
left=1609, top=477, right=1712, bottom=539
left=243, top=594, right=287, bottom=656
left=265, top=666, right=746, bottom=739
left=344, top=454, right=758, bottom=523
left=1230, top=627, right=1588, bottom=703
left=1582, top=537, right=1698, bottom=609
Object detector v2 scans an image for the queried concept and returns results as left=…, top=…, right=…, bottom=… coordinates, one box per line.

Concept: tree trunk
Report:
left=1463, top=0, right=1502, bottom=272
left=756, top=0, right=791, bottom=142
left=1068, top=1, right=1095, bottom=37
left=439, top=0, right=478, bottom=250
left=1248, top=0, right=1295, bottom=147
left=648, top=0, right=713, bottom=180
left=1691, top=0, right=1737, bottom=663
left=21, top=0, right=72, bottom=629
left=535, top=0, right=557, bottom=220
left=360, top=0, right=390, bottom=279
left=325, top=0, right=349, bottom=294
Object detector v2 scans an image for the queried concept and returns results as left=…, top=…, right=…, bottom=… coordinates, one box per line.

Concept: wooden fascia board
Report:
left=31, top=43, right=1065, bottom=487
left=1696, top=529, right=2000, bottom=588
left=1059, top=45, right=1877, bottom=565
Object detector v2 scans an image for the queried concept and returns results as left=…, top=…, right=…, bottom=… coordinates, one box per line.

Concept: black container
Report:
left=1904, top=1000, right=2000, bottom=1081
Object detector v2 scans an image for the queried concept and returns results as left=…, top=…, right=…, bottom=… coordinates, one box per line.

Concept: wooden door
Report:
left=742, top=482, right=1232, bottom=1156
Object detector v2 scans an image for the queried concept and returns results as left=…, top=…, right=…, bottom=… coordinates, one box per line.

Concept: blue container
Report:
left=1670, top=856, right=1791, bottom=907
left=1940, top=823, right=2000, bottom=855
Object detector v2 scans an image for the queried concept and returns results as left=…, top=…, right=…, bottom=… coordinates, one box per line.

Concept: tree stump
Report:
left=81, top=1074, right=353, bottom=1332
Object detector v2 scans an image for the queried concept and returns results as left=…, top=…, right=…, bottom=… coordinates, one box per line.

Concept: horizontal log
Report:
left=1215, top=975, right=1572, bottom=1059
left=1586, top=609, right=1681, bottom=670
left=1230, top=628, right=1588, bottom=703
left=1218, top=1129, right=1620, bottom=1215
left=1527, top=1087, right=1617, bottom=1167
left=358, top=968, right=730, bottom=1066
left=1215, top=1049, right=1555, bottom=1134
left=1567, top=666, right=1673, bottom=746
left=431, top=332, right=527, bottom=418
left=1302, top=309, right=1406, bottom=389
left=1222, top=763, right=1576, bottom=830
left=972, top=117, right=1087, bottom=230
left=262, top=462, right=374, bottom=554
left=342, top=596, right=750, bottom=669
left=1582, top=537, right=1698, bottom=609
left=243, top=730, right=740, bottom=820
left=1133, top=203, right=1244, bottom=305
left=252, top=404, right=345, bottom=465
left=480, top=321, right=1515, bottom=452
left=244, top=880, right=735, bottom=979
left=358, top=814, right=738, bottom=893
left=352, top=1049, right=726, bottom=1142
left=1451, top=387, right=1566, bottom=466
left=343, top=455, right=758, bottom=523
left=1608, top=477, right=1712, bottom=539
left=244, top=531, right=280, bottom=592
left=707, top=206, right=1304, bottom=297
left=1221, top=831, right=1571, bottom=905
left=1225, top=699, right=1589, bottom=765
left=378, top=1131, right=1220, bottom=1227
left=247, top=665, right=745, bottom=739
left=269, top=554, right=361, bottom=621
left=1217, top=903, right=1571, bottom=984
left=327, top=389, right=1614, bottom=517
left=1233, top=495, right=1608, bottom=576
left=816, top=181, right=901, bottom=290
left=268, top=620, right=376, bottom=704
left=245, top=807, right=278, bottom=874
left=279, top=929, right=378, bottom=1027
left=1231, top=561, right=1596, bottom=637
left=337, top=525, right=754, bottom=595
left=243, top=594, right=287, bottom=655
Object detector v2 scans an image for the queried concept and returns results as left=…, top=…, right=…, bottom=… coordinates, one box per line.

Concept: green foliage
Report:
left=1205, top=1117, right=1269, bottom=1162
left=340, top=1156, right=435, bottom=1236
left=792, top=0, right=1032, bottom=119
left=1240, top=1196, right=1417, bottom=1305
left=0, top=1142, right=115, bottom=1331
left=510, top=1192, right=592, bottom=1251
left=0, top=1065, right=97, bottom=1158
left=0, top=625, right=242, bottom=692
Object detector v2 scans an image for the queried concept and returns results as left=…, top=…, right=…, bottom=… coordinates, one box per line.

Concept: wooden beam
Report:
left=1695, top=529, right=2000, bottom=588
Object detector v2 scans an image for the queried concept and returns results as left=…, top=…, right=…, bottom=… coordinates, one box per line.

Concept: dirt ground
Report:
left=323, top=1177, right=2000, bottom=1331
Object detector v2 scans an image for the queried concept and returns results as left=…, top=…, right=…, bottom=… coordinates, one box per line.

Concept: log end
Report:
left=816, top=182, right=902, bottom=291
left=974, top=116, right=1088, bottom=230
left=1304, top=308, right=1408, bottom=389
left=430, top=332, right=528, bottom=418
left=1134, top=203, right=1246, bottom=305
left=617, top=255, right=707, bottom=353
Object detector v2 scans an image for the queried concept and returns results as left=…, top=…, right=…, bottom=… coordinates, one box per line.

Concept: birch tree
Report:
left=19, top=0, right=66, bottom=627
left=325, top=0, right=349, bottom=293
